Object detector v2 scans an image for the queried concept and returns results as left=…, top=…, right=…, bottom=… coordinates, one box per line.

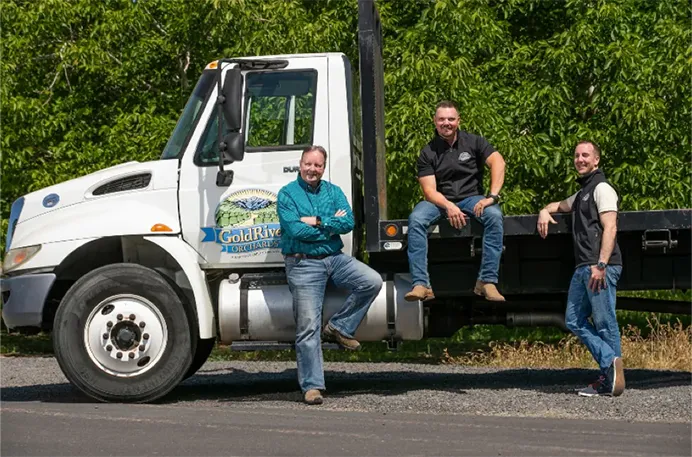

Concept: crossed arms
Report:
left=277, top=186, right=354, bottom=241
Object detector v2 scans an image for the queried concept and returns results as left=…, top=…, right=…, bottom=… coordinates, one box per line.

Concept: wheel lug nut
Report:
left=129, top=353, right=135, bottom=359
left=139, top=345, right=145, bottom=351
left=116, top=352, right=123, bottom=359
left=107, top=321, right=113, bottom=328
left=129, top=314, right=136, bottom=320
left=139, top=322, right=146, bottom=328
left=117, top=314, right=123, bottom=321
left=143, top=333, right=149, bottom=340
left=106, top=345, right=113, bottom=351
left=103, top=333, right=109, bottom=339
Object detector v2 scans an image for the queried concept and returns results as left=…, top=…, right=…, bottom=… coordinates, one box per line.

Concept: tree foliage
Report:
left=2, top=0, right=690, bottom=250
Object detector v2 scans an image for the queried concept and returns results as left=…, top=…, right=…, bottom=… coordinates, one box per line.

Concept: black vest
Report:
left=572, top=169, right=622, bottom=267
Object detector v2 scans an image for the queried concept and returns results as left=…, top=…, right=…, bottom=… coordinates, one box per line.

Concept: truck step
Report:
left=229, top=341, right=342, bottom=351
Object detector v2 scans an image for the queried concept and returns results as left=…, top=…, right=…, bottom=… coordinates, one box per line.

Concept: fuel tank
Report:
left=217, top=272, right=423, bottom=344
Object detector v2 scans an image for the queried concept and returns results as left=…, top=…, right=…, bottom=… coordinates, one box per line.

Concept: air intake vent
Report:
left=92, top=173, right=152, bottom=196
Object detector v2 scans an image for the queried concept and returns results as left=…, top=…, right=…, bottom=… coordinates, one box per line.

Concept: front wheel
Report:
left=53, top=263, right=192, bottom=403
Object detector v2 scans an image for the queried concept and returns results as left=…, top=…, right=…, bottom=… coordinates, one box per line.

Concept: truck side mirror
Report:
left=222, top=68, right=243, bottom=132
left=216, top=65, right=244, bottom=186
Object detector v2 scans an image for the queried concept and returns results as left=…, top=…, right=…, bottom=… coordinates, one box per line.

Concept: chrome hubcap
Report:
left=84, top=294, right=167, bottom=377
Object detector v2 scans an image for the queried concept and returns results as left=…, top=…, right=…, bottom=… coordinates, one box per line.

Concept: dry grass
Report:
left=442, top=315, right=692, bottom=371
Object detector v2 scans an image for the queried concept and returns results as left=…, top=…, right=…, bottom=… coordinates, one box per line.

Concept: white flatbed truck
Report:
left=2, top=0, right=689, bottom=402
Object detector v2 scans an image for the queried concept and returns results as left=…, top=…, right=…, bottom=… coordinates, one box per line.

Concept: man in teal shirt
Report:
left=277, top=145, right=383, bottom=405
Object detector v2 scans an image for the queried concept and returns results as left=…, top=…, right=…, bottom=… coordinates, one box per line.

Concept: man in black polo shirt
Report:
left=537, top=140, right=625, bottom=397
left=405, top=100, right=506, bottom=302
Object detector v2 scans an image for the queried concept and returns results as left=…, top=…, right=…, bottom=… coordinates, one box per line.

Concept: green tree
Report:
left=2, top=0, right=689, bottom=252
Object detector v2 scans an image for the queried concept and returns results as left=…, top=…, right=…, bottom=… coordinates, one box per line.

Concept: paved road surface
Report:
left=2, top=401, right=690, bottom=456
left=2, top=358, right=690, bottom=456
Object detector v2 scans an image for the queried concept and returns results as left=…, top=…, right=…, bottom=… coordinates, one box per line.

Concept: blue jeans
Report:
left=407, top=196, right=504, bottom=287
left=285, top=253, right=383, bottom=392
left=565, top=265, right=623, bottom=374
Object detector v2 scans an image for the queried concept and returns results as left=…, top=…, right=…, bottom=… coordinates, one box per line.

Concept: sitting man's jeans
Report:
left=565, top=265, right=623, bottom=374
left=407, top=195, right=504, bottom=287
left=285, top=253, right=383, bottom=393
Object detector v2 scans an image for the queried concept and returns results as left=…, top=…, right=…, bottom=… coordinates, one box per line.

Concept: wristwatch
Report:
left=486, top=193, right=500, bottom=204
left=597, top=261, right=607, bottom=271
left=315, top=216, right=322, bottom=227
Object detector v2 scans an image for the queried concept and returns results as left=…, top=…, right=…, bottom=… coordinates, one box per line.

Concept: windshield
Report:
left=160, top=70, right=216, bottom=160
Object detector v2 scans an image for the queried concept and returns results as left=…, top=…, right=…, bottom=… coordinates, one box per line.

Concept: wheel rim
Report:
left=84, top=294, right=168, bottom=377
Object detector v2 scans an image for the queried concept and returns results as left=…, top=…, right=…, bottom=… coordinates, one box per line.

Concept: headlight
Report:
left=3, top=245, right=41, bottom=273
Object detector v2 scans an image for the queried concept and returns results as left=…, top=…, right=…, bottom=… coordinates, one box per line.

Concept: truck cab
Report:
left=169, top=54, right=361, bottom=267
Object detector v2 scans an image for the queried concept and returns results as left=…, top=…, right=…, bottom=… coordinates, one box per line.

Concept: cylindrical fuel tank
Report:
left=217, top=272, right=423, bottom=344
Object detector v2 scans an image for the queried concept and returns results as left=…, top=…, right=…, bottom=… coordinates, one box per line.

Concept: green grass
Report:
left=0, top=330, right=53, bottom=356
left=3, top=310, right=690, bottom=365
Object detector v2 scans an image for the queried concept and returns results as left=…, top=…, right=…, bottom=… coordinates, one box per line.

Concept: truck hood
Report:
left=17, top=160, right=179, bottom=224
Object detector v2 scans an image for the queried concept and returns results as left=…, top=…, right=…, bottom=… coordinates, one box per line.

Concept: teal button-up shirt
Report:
left=277, top=175, right=355, bottom=256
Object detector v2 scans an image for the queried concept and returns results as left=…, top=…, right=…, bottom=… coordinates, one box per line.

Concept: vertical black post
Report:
left=358, top=0, right=387, bottom=253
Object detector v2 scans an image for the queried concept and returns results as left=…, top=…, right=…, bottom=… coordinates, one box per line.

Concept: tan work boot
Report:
left=474, top=280, right=506, bottom=302
left=304, top=389, right=323, bottom=405
left=323, top=323, right=361, bottom=351
left=404, top=285, right=435, bottom=302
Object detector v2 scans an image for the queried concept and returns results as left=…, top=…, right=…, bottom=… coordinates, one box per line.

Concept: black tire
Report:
left=152, top=270, right=212, bottom=380
left=53, top=263, right=192, bottom=403
left=184, top=337, right=216, bottom=380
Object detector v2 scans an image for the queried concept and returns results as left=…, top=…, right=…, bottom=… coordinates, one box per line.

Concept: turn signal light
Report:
left=385, top=224, right=399, bottom=237
left=150, top=224, right=173, bottom=232
left=205, top=60, right=219, bottom=70
left=3, top=245, right=41, bottom=273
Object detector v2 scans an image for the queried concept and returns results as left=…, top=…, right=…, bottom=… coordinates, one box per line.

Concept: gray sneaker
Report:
left=573, top=375, right=606, bottom=393
left=577, top=382, right=612, bottom=397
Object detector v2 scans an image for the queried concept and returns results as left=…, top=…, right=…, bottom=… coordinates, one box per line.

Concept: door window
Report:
left=195, top=70, right=317, bottom=165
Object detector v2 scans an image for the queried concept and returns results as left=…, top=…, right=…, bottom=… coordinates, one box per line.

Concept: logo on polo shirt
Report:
left=582, top=193, right=590, bottom=201
left=458, top=151, right=472, bottom=162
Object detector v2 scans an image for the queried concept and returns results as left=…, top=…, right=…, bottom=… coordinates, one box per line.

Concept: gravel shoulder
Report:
left=1, top=357, right=690, bottom=424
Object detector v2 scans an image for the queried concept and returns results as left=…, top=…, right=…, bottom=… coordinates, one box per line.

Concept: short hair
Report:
left=575, top=140, right=601, bottom=158
left=301, top=145, right=327, bottom=162
left=435, top=100, right=459, bottom=114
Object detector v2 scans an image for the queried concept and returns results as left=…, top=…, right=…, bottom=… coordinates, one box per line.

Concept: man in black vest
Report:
left=537, top=140, right=625, bottom=397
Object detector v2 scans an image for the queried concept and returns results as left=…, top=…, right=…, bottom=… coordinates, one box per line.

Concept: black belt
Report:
left=285, top=253, right=334, bottom=260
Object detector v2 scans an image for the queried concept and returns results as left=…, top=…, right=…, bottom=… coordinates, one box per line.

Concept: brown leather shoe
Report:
left=304, top=389, right=323, bottom=405
left=404, top=285, right=435, bottom=302
left=323, top=323, right=361, bottom=351
left=474, top=280, right=506, bottom=302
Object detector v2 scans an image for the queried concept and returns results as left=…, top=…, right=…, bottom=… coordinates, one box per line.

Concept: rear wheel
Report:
left=53, top=263, right=192, bottom=403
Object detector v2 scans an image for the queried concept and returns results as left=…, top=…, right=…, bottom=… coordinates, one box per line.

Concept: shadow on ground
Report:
left=1, top=366, right=689, bottom=404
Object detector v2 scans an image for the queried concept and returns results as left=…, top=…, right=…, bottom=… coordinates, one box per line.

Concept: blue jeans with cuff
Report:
left=285, top=253, right=383, bottom=393
left=407, top=195, right=504, bottom=287
left=565, top=265, right=623, bottom=374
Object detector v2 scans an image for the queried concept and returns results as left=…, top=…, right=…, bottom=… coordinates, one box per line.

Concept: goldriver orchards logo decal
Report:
left=201, top=189, right=281, bottom=255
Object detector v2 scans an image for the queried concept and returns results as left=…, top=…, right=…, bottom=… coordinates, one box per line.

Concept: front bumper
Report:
left=1, top=273, right=56, bottom=329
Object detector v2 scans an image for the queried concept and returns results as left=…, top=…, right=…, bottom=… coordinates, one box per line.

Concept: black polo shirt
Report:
left=417, top=130, right=496, bottom=202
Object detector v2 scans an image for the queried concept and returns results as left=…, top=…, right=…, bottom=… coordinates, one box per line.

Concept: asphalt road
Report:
left=2, top=358, right=691, bottom=456
left=2, top=401, right=689, bottom=457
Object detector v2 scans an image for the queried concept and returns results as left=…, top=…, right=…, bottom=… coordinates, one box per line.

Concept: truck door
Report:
left=178, top=56, right=330, bottom=268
